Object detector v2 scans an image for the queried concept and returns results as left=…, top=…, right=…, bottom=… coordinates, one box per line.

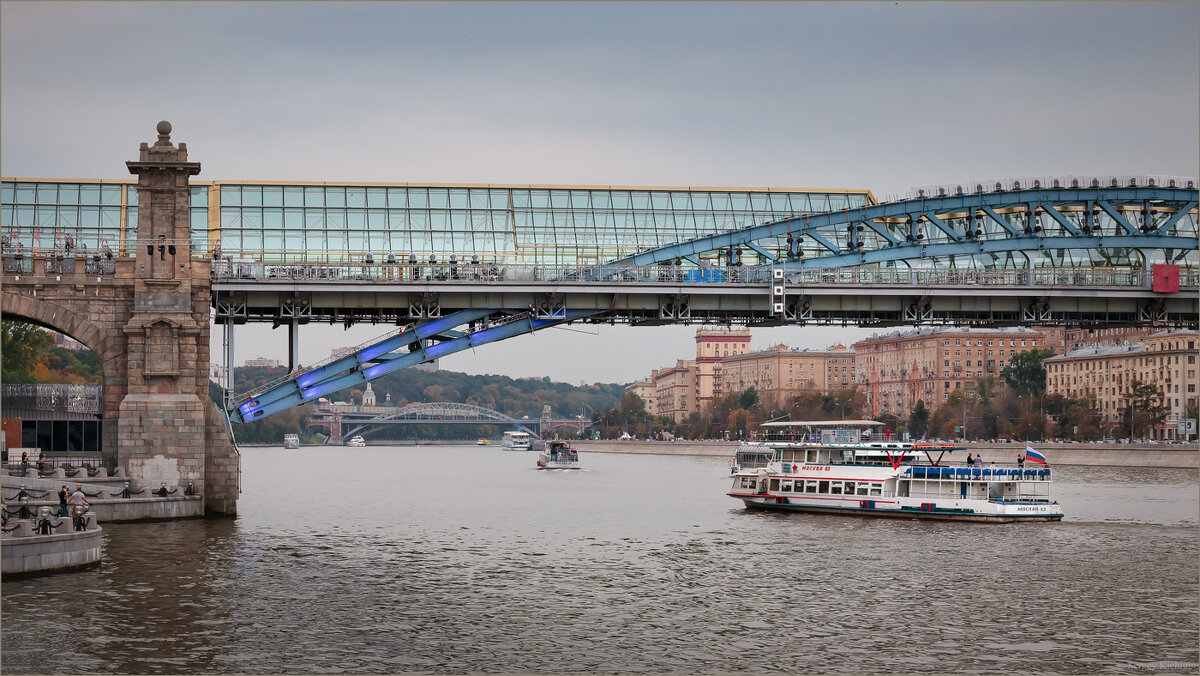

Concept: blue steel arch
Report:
left=613, top=181, right=1198, bottom=270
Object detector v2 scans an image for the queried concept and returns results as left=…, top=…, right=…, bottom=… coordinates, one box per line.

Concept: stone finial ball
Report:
left=157, top=120, right=172, bottom=135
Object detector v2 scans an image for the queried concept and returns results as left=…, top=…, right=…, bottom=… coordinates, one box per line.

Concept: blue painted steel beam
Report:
left=1155, top=201, right=1198, bottom=236
left=235, top=308, right=492, bottom=421
left=917, top=211, right=961, bottom=240
left=1040, top=206, right=1082, bottom=237
left=744, top=242, right=777, bottom=262
left=1097, top=201, right=1139, bottom=235
left=239, top=309, right=598, bottom=422
left=976, top=206, right=1022, bottom=236
left=773, top=234, right=1198, bottom=270
left=612, top=185, right=1197, bottom=267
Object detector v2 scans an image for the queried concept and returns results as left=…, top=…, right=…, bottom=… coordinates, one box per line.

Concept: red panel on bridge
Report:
left=1152, top=264, right=1180, bottom=293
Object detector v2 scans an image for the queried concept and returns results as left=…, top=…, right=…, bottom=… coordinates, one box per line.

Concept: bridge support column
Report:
left=120, top=121, right=239, bottom=517
left=288, top=318, right=299, bottom=371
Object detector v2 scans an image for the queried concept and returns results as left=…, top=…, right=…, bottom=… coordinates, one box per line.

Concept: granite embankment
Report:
left=571, top=440, right=1198, bottom=468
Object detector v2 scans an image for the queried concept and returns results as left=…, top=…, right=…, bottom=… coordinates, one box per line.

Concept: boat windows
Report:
left=830, top=482, right=843, bottom=495
left=844, top=482, right=855, bottom=494
left=805, top=481, right=818, bottom=494
left=857, top=485, right=870, bottom=496
left=781, top=480, right=793, bottom=492
left=818, top=480, right=830, bottom=494
left=769, top=478, right=781, bottom=492
left=869, top=482, right=882, bottom=496
left=806, top=450, right=819, bottom=463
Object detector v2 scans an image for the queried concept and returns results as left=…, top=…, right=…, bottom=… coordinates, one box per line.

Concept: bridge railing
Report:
left=210, top=260, right=1197, bottom=290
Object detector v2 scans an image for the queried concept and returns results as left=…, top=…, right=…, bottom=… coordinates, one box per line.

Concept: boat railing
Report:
left=904, top=489, right=1052, bottom=502
left=904, top=466, right=1050, bottom=480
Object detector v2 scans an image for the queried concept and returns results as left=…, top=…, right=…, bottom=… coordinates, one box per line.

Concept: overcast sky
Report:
left=3, top=2, right=1197, bottom=385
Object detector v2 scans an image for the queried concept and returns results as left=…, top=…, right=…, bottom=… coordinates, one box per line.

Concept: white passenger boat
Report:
left=501, top=431, right=534, bottom=451
left=536, top=440, right=580, bottom=470
left=728, top=420, right=1062, bottom=522
left=283, top=434, right=300, bottom=449
left=346, top=435, right=366, bottom=447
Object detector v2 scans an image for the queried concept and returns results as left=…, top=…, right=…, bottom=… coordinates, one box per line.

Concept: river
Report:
left=2, top=445, right=1197, bottom=674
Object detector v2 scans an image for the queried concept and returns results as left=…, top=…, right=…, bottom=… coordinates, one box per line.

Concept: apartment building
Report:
left=853, top=327, right=1048, bottom=418
left=1044, top=330, right=1198, bottom=440
left=716, top=343, right=855, bottom=409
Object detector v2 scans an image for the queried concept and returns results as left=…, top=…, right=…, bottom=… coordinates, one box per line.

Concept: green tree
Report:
left=2, top=322, right=54, bottom=383
left=908, top=400, right=929, bottom=439
left=1000, top=348, right=1055, bottom=398
left=1121, top=379, right=1167, bottom=440
left=738, top=386, right=759, bottom=410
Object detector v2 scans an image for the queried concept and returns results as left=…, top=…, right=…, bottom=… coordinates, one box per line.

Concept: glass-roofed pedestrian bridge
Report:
left=1, top=179, right=873, bottom=267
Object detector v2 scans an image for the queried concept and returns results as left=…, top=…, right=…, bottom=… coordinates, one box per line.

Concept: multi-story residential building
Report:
left=693, top=328, right=751, bottom=411
left=624, top=379, right=657, bottom=413
left=853, top=327, right=1048, bottom=418
left=716, top=343, right=855, bottom=409
left=1044, top=330, right=1198, bottom=440
left=1062, top=326, right=1154, bottom=352
left=653, top=360, right=696, bottom=423
left=244, top=357, right=283, bottom=369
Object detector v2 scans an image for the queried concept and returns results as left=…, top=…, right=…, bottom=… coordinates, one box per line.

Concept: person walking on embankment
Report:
left=58, top=485, right=70, bottom=517
left=68, top=484, right=89, bottom=517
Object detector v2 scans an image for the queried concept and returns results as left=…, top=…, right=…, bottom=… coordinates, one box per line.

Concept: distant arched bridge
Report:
left=306, top=401, right=592, bottom=443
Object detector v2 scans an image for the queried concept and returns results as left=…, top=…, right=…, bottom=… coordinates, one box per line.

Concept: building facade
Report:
left=1044, top=330, right=1198, bottom=440
left=624, top=379, right=657, bottom=414
left=693, top=328, right=751, bottom=411
left=652, top=360, right=696, bottom=423
left=716, top=343, right=855, bottom=409
left=853, top=327, right=1049, bottom=418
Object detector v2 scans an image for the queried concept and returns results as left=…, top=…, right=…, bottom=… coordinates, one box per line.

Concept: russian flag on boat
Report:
left=1025, top=446, right=1047, bottom=464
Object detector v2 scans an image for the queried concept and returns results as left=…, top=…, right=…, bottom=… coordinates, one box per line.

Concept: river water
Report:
left=2, top=445, right=1197, bottom=674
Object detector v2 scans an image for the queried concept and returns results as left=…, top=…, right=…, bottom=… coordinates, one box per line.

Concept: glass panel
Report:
left=263, top=186, right=283, bottom=207
left=304, top=186, right=324, bottom=207
left=242, top=208, right=263, bottom=231
left=127, top=187, right=138, bottom=206
left=387, top=187, right=407, bottom=208
left=750, top=193, right=768, bottom=211
left=1, top=205, right=12, bottom=227
left=101, top=185, right=121, bottom=205
left=241, top=186, right=262, bottom=207
left=347, top=209, right=366, bottom=230
left=367, top=209, right=386, bottom=231
left=239, top=228, right=262, bottom=252
left=15, top=183, right=36, bottom=203
left=366, top=187, right=386, bottom=208
left=347, top=230, right=366, bottom=251
left=264, top=208, right=284, bottom=228
left=59, top=207, right=78, bottom=230
left=530, top=190, right=549, bottom=209
left=191, top=208, right=207, bottom=233
left=631, top=191, right=649, bottom=209
left=590, top=191, right=610, bottom=209
left=610, top=191, right=630, bottom=209
left=1, top=182, right=14, bottom=204
left=221, top=208, right=241, bottom=231
left=190, top=186, right=208, bottom=207
left=325, top=187, right=345, bottom=208
left=283, top=186, right=303, bottom=207
left=59, top=184, right=79, bottom=205
left=305, top=210, right=324, bottom=232
left=15, top=205, right=34, bottom=226
left=37, top=206, right=56, bottom=228
left=79, top=185, right=100, bottom=205
left=326, top=209, right=345, bottom=232
left=408, top=188, right=427, bottom=209
left=80, top=206, right=99, bottom=228
left=346, top=187, right=366, bottom=208
left=671, top=192, right=692, bottom=210
left=100, top=207, right=120, bottom=230
left=489, top=189, right=508, bottom=209
left=36, top=184, right=57, bottom=204
left=449, top=189, right=468, bottom=209
left=770, top=194, right=790, bottom=212
left=221, top=186, right=240, bottom=206
left=263, top=230, right=283, bottom=253
left=283, top=208, right=303, bottom=230
left=511, top=190, right=530, bottom=208
left=221, top=229, right=241, bottom=251
left=127, top=207, right=137, bottom=232
left=428, top=189, right=449, bottom=209
left=651, top=192, right=670, bottom=210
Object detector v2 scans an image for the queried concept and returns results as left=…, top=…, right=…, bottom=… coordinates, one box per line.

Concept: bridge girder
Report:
left=613, top=185, right=1198, bottom=269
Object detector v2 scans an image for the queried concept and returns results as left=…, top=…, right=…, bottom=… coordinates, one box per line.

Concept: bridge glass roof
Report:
left=2, top=179, right=871, bottom=265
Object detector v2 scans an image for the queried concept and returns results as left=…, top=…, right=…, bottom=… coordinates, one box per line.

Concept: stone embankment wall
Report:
left=572, top=440, right=1197, bottom=468
left=2, top=474, right=204, bottom=522
left=1, top=511, right=102, bottom=576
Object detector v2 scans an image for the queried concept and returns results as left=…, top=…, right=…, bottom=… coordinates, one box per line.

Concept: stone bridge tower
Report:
left=121, top=121, right=238, bottom=516
left=2, top=122, right=238, bottom=516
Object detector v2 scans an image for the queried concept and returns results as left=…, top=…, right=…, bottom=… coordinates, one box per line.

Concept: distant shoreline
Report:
left=239, top=439, right=1197, bottom=468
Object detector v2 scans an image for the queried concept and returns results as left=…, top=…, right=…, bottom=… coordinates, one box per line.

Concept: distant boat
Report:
left=476, top=439, right=493, bottom=446
left=283, top=434, right=300, bottom=449
left=501, top=431, right=533, bottom=451
left=346, top=435, right=366, bottom=447
left=536, top=440, right=580, bottom=470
